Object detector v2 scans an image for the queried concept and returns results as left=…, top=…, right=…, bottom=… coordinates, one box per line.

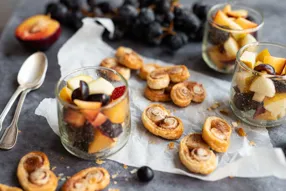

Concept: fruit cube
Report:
left=235, top=71, right=254, bottom=93
left=91, top=113, right=107, bottom=127
left=235, top=18, right=258, bottom=29
left=239, top=34, right=257, bottom=48
left=74, top=99, right=102, bottom=121
left=264, top=56, right=286, bottom=75
left=227, top=10, right=248, bottom=18
left=59, top=86, right=72, bottom=103
left=88, top=77, right=115, bottom=95
left=67, top=75, right=93, bottom=90
left=88, top=129, right=116, bottom=154
left=222, top=4, right=231, bottom=14
left=63, top=108, right=86, bottom=127
left=240, top=51, right=257, bottom=69
left=249, top=76, right=276, bottom=102
left=213, top=10, right=243, bottom=30
left=223, top=37, right=239, bottom=59
left=264, top=93, right=286, bottom=118
left=256, top=49, right=271, bottom=62
left=103, top=97, right=128, bottom=124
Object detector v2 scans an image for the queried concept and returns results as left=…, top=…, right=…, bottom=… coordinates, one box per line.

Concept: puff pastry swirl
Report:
left=142, top=104, right=183, bottom=140
left=179, top=133, right=217, bottom=175
left=167, top=65, right=190, bottom=83
left=144, top=86, right=171, bottom=102
left=17, top=152, right=58, bottom=191
left=115, top=46, right=143, bottom=70
left=147, top=68, right=170, bottom=90
left=202, top=116, right=232, bottom=153
left=61, top=167, right=110, bottom=191
left=100, top=57, right=131, bottom=81
left=139, top=63, right=161, bottom=80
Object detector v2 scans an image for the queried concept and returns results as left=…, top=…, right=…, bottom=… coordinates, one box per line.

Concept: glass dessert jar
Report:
left=55, top=67, right=131, bottom=160
left=230, top=42, right=286, bottom=127
left=202, top=3, right=264, bottom=73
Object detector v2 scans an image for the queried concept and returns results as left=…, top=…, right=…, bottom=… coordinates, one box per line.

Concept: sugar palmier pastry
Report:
left=0, top=184, right=23, bottom=191
left=100, top=57, right=131, bottom=80
left=202, top=116, right=232, bottom=153
left=147, top=68, right=170, bottom=90
left=167, top=65, right=190, bottom=83
left=61, top=167, right=110, bottom=191
left=139, top=63, right=161, bottom=80
left=144, top=86, right=171, bottom=102
left=186, top=82, right=206, bottom=103
left=170, top=82, right=193, bottom=107
left=17, top=152, right=58, bottom=191
left=142, top=104, right=183, bottom=140
left=115, top=46, right=143, bottom=70
left=179, top=133, right=217, bottom=175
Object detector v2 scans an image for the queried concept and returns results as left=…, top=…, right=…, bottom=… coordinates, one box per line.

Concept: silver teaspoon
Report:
left=0, top=52, right=48, bottom=150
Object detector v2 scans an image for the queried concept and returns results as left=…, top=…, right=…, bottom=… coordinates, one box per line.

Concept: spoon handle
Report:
left=0, top=86, right=25, bottom=132
left=0, top=89, right=29, bottom=150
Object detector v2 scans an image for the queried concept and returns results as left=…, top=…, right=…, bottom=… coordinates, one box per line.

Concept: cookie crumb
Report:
left=219, top=108, right=229, bottom=115
left=123, top=164, right=128, bottom=169
left=232, top=122, right=238, bottom=128
left=112, top=172, right=119, bottom=179
left=229, top=176, right=234, bottom=179
left=130, top=169, right=138, bottom=174
left=114, top=181, right=118, bottom=185
left=168, top=142, right=175, bottom=150
left=208, top=102, right=221, bottom=111
left=149, top=140, right=157, bottom=144
left=51, top=166, right=57, bottom=171
left=96, top=159, right=106, bottom=165
left=236, top=127, right=247, bottom=137
left=249, top=141, right=256, bottom=146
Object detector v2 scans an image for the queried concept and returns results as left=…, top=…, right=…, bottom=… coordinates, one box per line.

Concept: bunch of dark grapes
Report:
left=45, top=0, right=210, bottom=50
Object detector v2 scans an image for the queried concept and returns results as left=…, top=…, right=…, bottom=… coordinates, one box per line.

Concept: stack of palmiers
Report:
left=141, top=63, right=206, bottom=107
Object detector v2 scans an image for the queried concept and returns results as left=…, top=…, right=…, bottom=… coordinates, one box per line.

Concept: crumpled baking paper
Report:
left=35, top=18, right=286, bottom=181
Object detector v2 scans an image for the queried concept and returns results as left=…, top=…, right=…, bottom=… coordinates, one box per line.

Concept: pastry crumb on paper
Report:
left=96, top=159, right=106, bottom=165
left=168, top=142, right=175, bottom=150
left=236, top=127, right=247, bottom=137
left=123, top=164, right=128, bottom=169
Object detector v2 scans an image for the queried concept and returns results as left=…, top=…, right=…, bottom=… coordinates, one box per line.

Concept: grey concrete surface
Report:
left=0, top=0, right=286, bottom=190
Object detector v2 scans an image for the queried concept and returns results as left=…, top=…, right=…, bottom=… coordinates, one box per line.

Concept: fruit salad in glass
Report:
left=202, top=3, right=264, bottom=73
left=56, top=67, right=130, bottom=159
left=230, top=42, right=286, bottom=127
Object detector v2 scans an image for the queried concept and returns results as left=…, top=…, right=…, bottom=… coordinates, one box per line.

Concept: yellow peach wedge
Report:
left=264, top=56, right=286, bottom=74
left=256, top=49, right=271, bottom=62
left=59, top=86, right=72, bottom=103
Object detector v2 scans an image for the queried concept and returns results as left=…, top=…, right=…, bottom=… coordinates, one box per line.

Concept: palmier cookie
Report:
left=61, top=167, right=110, bottom=191
left=139, top=63, right=161, bottom=80
left=100, top=57, right=131, bottom=81
left=202, top=116, right=232, bottom=153
left=141, top=104, right=183, bottom=140
left=179, top=133, right=217, bottom=175
left=17, top=151, right=58, bottom=191
left=144, top=82, right=175, bottom=102
left=147, top=68, right=170, bottom=90
left=116, top=46, right=143, bottom=70
left=167, top=65, right=190, bottom=83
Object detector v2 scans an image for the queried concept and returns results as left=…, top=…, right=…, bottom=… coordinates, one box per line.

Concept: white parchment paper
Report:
left=35, top=18, right=286, bottom=181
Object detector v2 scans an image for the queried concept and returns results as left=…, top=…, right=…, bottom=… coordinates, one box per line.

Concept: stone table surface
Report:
left=0, top=0, right=286, bottom=190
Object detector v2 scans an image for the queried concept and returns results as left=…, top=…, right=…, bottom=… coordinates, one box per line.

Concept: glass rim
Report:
left=236, top=42, right=286, bottom=79
left=55, top=66, right=129, bottom=110
left=207, top=3, right=264, bottom=33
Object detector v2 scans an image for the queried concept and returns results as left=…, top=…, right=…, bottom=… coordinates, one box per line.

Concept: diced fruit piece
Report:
left=253, top=106, right=277, bottom=120
left=254, top=64, right=276, bottom=75
left=213, top=10, right=243, bottom=30
left=59, top=86, right=72, bottom=103
left=208, top=25, right=230, bottom=45
left=231, top=32, right=246, bottom=41
left=88, top=77, right=115, bottom=95
left=111, top=86, right=127, bottom=100
left=235, top=18, right=258, bottom=29
left=222, top=4, right=231, bottom=14
left=63, top=108, right=86, bottom=127
left=264, top=56, right=286, bottom=75
left=67, top=75, right=93, bottom=90
left=264, top=93, right=286, bottom=118
left=249, top=76, right=276, bottom=102
left=255, top=61, right=263, bottom=67
left=103, top=97, right=128, bottom=123
left=208, top=45, right=236, bottom=64
left=235, top=72, right=254, bottom=93
left=227, top=10, right=248, bottom=18
left=281, top=65, right=286, bottom=75
left=73, top=124, right=95, bottom=152
left=273, top=80, right=286, bottom=93
left=15, top=15, right=61, bottom=51
left=74, top=99, right=102, bottom=121
left=91, top=113, right=107, bottom=127
left=233, top=91, right=259, bottom=111
left=98, top=120, right=123, bottom=138
left=240, top=51, right=257, bottom=69
left=256, top=49, right=271, bottom=62
left=239, top=34, right=257, bottom=48
left=88, top=129, right=116, bottom=154
left=87, top=94, right=110, bottom=106
left=223, top=37, right=239, bottom=59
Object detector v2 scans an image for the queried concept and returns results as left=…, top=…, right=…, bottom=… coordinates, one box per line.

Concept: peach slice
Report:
left=88, top=129, right=116, bottom=154
left=264, top=93, right=286, bottom=118
left=67, top=75, right=93, bottom=90
left=222, top=4, right=232, bottom=14
left=282, top=65, right=286, bottom=75
left=15, top=15, right=61, bottom=51
left=208, top=46, right=236, bottom=64
left=264, top=56, right=286, bottom=74
left=227, top=10, right=248, bottom=18
left=91, top=113, right=107, bottom=127
left=235, top=18, right=258, bottom=29
left=239, top=34, right=257, bottom=48
left=240, top=51, right=257, bottom=69
left=223, top=37, right=239, bottom=59
left=59, top=86, right=72, bottom=103
left=63, top=109, right=86, bottom=128
left=74, top=99, right=102, bottom=121
left=213, top=10, right=243, bottom=30
left=256, top=49, right=271, bottom=62
left=103, top=97, right=128, bottom=124
left=235, top=71, right=254, bottom=93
